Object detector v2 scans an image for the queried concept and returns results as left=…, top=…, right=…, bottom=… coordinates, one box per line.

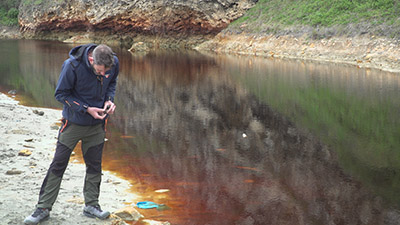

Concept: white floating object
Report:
left=242, top=133, right=247, bottom=138
left=155, top=189, right=170, bottom=193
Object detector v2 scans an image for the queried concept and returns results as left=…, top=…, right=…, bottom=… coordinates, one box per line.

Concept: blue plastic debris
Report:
left=136, top=201, right=160, bottom=209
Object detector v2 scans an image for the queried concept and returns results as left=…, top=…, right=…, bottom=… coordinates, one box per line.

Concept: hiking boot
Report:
left=83, top=205, right=110, bottom=219
left=24, top=208, right=50, bottom=225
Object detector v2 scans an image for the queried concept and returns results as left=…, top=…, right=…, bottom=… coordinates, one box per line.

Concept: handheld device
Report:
left=103, top=105, right=111, bottom=114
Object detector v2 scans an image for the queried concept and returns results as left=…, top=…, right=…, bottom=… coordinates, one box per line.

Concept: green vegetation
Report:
left=229, top=0, right=400, bottom=37
left=23, top=0, right=43, bottom=5
left=0, top=0, right=20, bottom=26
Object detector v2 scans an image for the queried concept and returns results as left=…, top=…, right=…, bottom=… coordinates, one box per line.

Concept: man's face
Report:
left=92, top=64, right=110, bottom=76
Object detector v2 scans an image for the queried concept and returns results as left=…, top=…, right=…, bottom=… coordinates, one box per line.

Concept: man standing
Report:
left=24, top=44, right=119, bottom=224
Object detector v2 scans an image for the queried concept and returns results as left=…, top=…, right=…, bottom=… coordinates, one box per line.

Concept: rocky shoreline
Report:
left=195, top=32, right=400, bottom=73
left=0, top=25, right=20, bottom=39
left=0, top=93, right=169, bottom=225
left=2, top=25, right=400, bottom=73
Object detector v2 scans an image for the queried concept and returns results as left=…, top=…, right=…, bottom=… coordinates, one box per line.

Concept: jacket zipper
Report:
left=97, top=75, right=103, bottom=101
left=100, top=76, right=103, bottom=97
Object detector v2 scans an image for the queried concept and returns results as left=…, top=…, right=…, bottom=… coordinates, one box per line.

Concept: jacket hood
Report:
left=68, top=43, right=97, bottom=68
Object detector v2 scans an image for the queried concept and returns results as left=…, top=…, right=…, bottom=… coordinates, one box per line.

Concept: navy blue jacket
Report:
left=55, top=44, right=119, bottom=126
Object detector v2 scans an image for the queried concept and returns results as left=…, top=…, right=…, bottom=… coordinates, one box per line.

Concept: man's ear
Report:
left=88, top=56, right=94, bottom=65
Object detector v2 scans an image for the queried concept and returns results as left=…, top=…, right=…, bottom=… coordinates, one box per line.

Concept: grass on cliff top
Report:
left=0, top=0, right=20, bottom=26
left=230, top=0, right=400, bottom=36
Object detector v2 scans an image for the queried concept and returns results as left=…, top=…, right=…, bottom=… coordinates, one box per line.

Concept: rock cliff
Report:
left=19, top=0, right=255, bottom=42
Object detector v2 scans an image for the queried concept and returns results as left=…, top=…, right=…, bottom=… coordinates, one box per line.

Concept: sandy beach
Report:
left=0, top=92, right=142, bottom=225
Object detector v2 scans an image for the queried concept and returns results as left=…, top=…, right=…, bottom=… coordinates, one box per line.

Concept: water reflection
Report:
left=1, top=40, right=400, bottom=225
left=222, top=55, right=400, bottom=207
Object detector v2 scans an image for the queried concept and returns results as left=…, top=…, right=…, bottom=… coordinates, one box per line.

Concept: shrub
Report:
left=0, top=0, right=20, bottom=26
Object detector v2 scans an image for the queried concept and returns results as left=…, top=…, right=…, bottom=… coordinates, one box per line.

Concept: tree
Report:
left=0, top=0, right=20, bottom=26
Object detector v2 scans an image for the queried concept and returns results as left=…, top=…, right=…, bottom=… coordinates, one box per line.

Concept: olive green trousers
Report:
left=36, top=120, right=105, bottom=210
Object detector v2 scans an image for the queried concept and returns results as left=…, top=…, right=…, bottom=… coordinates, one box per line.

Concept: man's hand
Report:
left=103, top=101, right=116, bottom=115
left=87, top=107, right=107, bottom=120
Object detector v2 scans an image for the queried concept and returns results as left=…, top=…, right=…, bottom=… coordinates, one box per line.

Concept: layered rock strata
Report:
left=19, top=0, right=256, bottom=37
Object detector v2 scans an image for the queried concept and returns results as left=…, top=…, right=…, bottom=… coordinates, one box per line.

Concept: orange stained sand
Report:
left=69, top=139, right=192, bottom=225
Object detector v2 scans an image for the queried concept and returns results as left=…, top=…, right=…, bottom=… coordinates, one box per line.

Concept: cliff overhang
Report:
left=18, top=0, right=256, bottom=45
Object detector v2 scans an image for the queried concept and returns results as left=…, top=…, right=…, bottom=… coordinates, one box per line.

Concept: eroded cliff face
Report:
left=19, top=0, right=255, bottom=41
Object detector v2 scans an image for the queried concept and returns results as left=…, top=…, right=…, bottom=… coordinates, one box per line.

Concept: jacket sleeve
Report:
left=55, top=60, right=89, bottom=114
left=105, top=57, right=119, bottom=102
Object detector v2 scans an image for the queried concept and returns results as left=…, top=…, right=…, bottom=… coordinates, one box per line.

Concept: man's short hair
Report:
left=93, top=44, right=115, bottom=68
